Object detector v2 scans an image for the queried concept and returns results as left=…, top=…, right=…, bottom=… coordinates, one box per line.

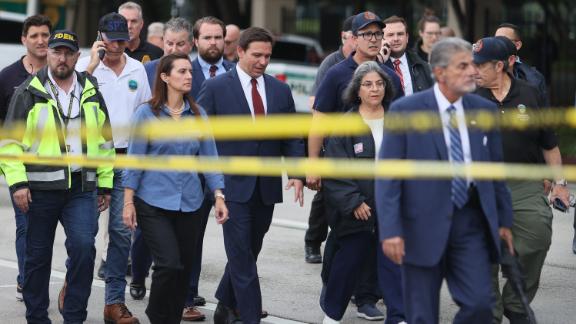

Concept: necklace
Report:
left=167, top=102, right=185, bottom=119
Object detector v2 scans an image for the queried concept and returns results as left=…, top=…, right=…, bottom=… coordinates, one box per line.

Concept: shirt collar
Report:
left=97, top=53, right=140, bottom=75
left=47, top=68, right=78, bottom=96
left=198, top=55, right=224, bottom=71
left=160, top=99, right=193, bottom=116
left=235, top=64, right=264, bottom=88
left=434, top=83, right=463, bottom=114
left=393, top=53, right=408, bottom=66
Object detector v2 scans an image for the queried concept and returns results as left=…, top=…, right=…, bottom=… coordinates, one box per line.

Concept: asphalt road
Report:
left=0, top=179, right=574, bottom=323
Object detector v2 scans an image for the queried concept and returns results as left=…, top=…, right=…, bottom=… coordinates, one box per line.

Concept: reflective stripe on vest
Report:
left=26, top=169, right=66, bottom=182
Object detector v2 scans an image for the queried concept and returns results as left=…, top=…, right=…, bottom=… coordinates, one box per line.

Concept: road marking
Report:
left=0, top=258, right=308, bottom=324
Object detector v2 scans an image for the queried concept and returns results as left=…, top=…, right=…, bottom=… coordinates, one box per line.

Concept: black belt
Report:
left=115, top=148, right=127, bottom=154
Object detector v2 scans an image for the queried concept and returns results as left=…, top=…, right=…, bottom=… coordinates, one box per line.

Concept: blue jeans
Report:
left=11, top=196, right=28, bottom=286
left=23, top=174, right=98, bottom=324
left=104, top=170, right=132, bottom=305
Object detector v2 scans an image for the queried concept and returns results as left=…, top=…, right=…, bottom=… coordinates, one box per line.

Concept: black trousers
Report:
left=135, top=197, right=202, bottom=324
left=305, top=190, right=329, bottom=246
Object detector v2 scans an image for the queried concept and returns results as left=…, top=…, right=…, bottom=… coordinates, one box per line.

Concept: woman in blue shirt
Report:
left=122, top=53, right=228, bottom=324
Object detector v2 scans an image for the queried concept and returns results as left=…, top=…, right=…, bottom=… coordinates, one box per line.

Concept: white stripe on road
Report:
left=0, top=258, right=308, bottom=324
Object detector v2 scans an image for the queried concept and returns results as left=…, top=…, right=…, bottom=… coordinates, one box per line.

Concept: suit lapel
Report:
left=462, top=95, right=482, bottom=162
left=426, top=90, right=449, bottom=161
left=264, top=75, right=275, bottom=115
left=229, top=68, right=252, bottom=115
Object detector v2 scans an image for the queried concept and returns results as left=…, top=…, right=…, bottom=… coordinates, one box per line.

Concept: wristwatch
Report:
left=215, top=192, right=226, bottom=201
left=555, top=179, right=567, bottom=186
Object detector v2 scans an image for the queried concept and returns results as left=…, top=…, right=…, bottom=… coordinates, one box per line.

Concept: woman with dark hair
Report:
left=122, top=52, right=228, bottom=324
left=320, top=61, right=405, bottom=324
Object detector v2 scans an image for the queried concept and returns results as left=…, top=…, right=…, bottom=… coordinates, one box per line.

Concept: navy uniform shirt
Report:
left=475, top=76, right=557, bottom=164
left=314, top=53, right=404, bottom=113
left=0, top=57, right=30, bottom=122
left=125, top=40, right=163, bottom=64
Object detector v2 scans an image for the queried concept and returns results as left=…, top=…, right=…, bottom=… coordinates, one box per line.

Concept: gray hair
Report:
left=342, top=61, right=395, bottom=107
left=147, top=22, right=164, bottom=37
left=429, top=37, right=472, bottom=70
left=164, top=17, right=193, bottom=41
left=118, top=1, right=142, bottom=20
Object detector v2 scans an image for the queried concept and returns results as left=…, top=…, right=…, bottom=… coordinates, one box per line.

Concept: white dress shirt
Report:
left=393, top=54, right=414, bottom=95
left=236, top=65, right=267, bottom=117
left=434, top=83, right=473, bottom=184
left=197, top=55, right=226, bottom=79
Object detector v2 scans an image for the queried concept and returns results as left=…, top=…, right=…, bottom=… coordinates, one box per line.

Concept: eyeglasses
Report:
left=50, top=49, right=76, bottom=59
left=356, top=31, right=384, bottom=41
left=361, top=81, right=385, bottom=89
left=424, top=31, right=442, bottom=37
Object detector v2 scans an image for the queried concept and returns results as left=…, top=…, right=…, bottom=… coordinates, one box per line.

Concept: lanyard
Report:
left=48, top=78, right=77, bottom=127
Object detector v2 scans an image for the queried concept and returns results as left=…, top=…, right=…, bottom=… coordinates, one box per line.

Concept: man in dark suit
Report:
left=197, top=27, right=305, bottom=324
left=376, top=38, right=515, bottom=324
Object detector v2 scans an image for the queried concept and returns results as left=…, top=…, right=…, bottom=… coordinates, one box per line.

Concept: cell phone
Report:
left=552, top=197, right=568, bottom=212
left=96, top=32, right=105, bottom=60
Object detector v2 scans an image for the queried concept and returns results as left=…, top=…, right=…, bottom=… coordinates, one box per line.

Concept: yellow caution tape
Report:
left=1, top=153, right=574, bottom=181
left=1, top=108, right=576, bottom=141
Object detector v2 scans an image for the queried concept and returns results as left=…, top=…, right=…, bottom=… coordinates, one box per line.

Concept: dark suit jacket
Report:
left=376, top=88, right=513, bottom=267
left=197, top=67, right=305, bottom=204
left=144, top=57, right=234, bottom=100
left=385, top=50, right=433, bottom=93
left=190, top=58, right=235, bottom=100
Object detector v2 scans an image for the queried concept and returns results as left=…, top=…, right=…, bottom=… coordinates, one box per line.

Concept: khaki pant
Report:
left=492, top=180, right=552, bottom=323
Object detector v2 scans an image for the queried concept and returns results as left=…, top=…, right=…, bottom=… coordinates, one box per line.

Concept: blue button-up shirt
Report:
left=197, top=55, right=226, bottom=80
left=123, top=101, right=224, bottom=212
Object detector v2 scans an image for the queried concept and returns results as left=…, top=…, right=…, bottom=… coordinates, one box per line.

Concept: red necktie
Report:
left=209, top=65, right=218, bottom=78
left=393, top=59, right=405, bottom=92
left=251, top=78, right=265, bottom=116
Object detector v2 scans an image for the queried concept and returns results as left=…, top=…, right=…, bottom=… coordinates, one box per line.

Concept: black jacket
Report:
left=386, top=50, right=434, bottom=93
left=514, top=60, right=549, bottom=107
left=323, top=108, right=377, bottom=237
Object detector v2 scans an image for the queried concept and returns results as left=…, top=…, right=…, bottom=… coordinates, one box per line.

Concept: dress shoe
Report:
left=103, top=303, right=140, bottom=324
left=194, top=295, right=206, bottom=306
left=58, top=281, right=67, bottom=314
left=305, top=244, right=322, bottom=264
left=97, top=259, right=106, bottom=280
left=129, top=282, right=146, bottom=300
left=182, top=306, right=206, bottom=321
left=213, top=302, right=239, bottom=324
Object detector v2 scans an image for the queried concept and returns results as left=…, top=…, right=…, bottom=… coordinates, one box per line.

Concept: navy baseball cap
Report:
left=48, top=30, right=79, bottom=52
left=352, top=11, right=385, bottom=34
left=472, top=37, right=510, bottom=64
left=98, top=13, right=129, bottom=41
left=494, top=35, right=517, bottom=56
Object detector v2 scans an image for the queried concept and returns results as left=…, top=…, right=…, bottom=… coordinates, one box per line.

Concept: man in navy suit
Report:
left=376, top=38, right=515, bottom=324
left=197, top=27, right=305, bottom=324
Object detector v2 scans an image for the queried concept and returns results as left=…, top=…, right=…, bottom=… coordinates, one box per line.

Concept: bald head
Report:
left=224, top=24, right=240, bottom=61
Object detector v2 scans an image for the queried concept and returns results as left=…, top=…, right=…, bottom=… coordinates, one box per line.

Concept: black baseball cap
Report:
left=48, top=30, right=79, bottom=52
left=472, top=37, right=510, bottom=64
left=352, top=11, right=385, bottom=34
left=98, top=12, right=129, bottom=41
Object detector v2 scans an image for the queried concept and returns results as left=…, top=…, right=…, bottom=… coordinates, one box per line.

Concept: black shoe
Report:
left=129, top=282, right=146, bottom=300
left=193, top=295, right=206, bottom=306
left=97, top=260, right=106, bottom=280
left=305, top=244, right=322, bottom=263
left=214, top=303, right=239, bottom=324
left=504, top=309, right=531, bottom=324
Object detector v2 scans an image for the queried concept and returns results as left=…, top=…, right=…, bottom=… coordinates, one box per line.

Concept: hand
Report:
left=499, top=227, right=514, bottom=256
left=382, top=236, right=404, bottom=265
left=13, top=188, right=32, bottom=213
left=123, top=202, right=137, bottom=230
left=285, top=179, right=304, bottom=207
left=542, top=179, right=552, bottom=195
left=306, top=175, right=321, bottom=191
left=214, top=197, right=229, bottom=224
left=353, top=202, right=372, bottom=221
left=549, top=184, right=570, bottom=207
left=98, top=194, right=111, bottom=212
left=379, top=41, right=391, bottom=63
left=87, top=40, right=106, bottom=72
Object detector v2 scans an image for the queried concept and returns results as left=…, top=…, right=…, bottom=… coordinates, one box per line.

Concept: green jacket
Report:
left=0, top=66, right=114, bottom=194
